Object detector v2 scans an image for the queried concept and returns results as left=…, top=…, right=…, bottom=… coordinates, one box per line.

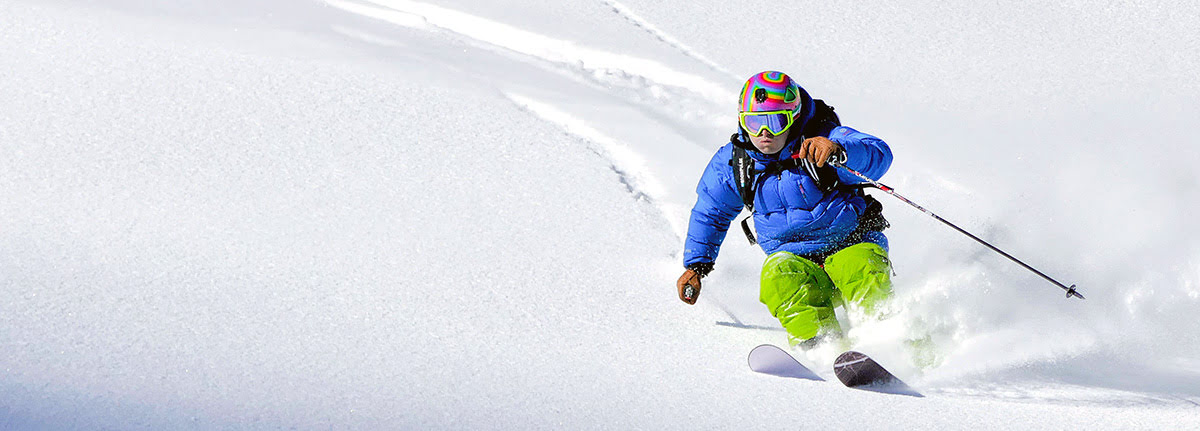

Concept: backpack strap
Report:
left=729, top=135, right=760, bottom=244
left=728, top=139, right=756, bottom=212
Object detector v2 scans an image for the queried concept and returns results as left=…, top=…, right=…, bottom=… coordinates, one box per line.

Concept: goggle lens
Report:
left=740, top=111, right=794, bottom=136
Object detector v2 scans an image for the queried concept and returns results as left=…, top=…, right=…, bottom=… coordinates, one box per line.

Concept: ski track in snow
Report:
left=322, top=0, right=733, bottom=148
left=601, top=0, right=740, bottom=81
left=323, top=0, right=723, bottom=240
left=505, top=91, right=676, bottom=237
left=323, top=0, right=730, bottom=104
left=324, top=0, right=428, bottom=29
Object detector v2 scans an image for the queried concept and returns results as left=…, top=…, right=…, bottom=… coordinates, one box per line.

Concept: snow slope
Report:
left=2, top=0, right=1198, bottom=429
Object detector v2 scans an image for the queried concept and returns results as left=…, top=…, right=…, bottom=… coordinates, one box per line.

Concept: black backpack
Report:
left=728, top=100, right=888, bottom=245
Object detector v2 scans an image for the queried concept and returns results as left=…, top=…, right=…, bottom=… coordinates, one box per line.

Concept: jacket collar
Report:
left=745, top=134, right=802, bottom=164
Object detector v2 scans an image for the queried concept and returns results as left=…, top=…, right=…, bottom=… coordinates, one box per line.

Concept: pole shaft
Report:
left=832, top=161, right=1083, bottom=299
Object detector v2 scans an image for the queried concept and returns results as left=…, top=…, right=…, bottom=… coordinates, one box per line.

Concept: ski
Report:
left=833, top=351, right=921, bottom=396
left=747, top=344, right=823, bottom=381
left=750, top=345, right=923, bottom=396
left=833, top=350, right=900, bottom=387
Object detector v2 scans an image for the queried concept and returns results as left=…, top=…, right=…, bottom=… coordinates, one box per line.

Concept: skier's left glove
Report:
left=796, top=136, right=845, bottom=167
left=676, top=262, right=713, bottom=305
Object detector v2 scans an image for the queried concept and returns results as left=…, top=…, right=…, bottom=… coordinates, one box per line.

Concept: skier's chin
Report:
left=755, top=141, right=783, bottom=154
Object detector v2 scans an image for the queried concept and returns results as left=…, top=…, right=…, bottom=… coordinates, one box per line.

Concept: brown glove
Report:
left=676, top=263, right=712, bottom=305
left=677, top=269, right=702, bottom=305
left=795, top=136, right=845, bottom=167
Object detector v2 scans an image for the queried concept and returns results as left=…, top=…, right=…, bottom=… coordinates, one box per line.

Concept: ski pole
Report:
left=830, top=160, right=1084, bottom=300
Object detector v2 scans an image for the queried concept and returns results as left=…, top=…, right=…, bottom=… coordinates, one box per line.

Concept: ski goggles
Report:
left=739, top=110, right=796, bottom=136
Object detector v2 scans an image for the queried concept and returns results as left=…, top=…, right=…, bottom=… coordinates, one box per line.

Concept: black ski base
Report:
left=833, top=351, right=922, bottom=397
left=833, top=351, right=897, bottom=387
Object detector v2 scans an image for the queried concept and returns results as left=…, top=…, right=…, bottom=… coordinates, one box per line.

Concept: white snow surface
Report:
left=3, top=0, right=1199, bottom=429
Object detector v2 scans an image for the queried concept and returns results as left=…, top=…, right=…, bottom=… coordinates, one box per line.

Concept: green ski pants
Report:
left=759, top=243, right=893, bottom=344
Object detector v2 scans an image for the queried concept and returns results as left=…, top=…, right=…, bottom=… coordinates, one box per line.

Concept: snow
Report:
left=2, top=0, right=1199, bottom=429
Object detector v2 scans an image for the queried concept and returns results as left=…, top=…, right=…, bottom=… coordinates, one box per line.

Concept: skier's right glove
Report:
left=676, top=262, right=713, bottom=305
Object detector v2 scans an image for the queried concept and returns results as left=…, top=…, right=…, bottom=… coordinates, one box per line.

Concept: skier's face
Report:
left=749, top=127, right=789, bottom=154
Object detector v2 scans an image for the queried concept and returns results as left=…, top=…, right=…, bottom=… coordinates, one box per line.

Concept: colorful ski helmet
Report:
left=737, top=71, right=814, bottom=136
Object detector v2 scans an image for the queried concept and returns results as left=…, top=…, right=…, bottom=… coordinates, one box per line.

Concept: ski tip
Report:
left=834, top=350, right=869, bottom=367
left=832, top=351, right=924, bottom=396
left=748, top=344, right=823, bottom=381
left=748, top=344, right=778, bottom=356
left=748, top=344, right=783, bottom=368
left=748, top=344, right=789, bottom=367
left=833, top=351, right=894, bottom=387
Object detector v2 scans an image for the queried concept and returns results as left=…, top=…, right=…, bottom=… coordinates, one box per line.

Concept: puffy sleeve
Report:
left=683, top=144, right=745, bottom=267
left=829, top=126, right=892, bottom=183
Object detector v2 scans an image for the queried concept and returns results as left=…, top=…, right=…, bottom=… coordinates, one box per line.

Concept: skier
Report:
left=676, top=71, right=894, bottom=347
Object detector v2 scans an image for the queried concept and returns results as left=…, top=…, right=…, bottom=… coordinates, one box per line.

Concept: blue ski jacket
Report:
left=683, top=126, right=893, bottom=267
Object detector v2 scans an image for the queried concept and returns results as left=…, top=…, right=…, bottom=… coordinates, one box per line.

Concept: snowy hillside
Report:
left=2, top=0, right=1199, bottom=429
